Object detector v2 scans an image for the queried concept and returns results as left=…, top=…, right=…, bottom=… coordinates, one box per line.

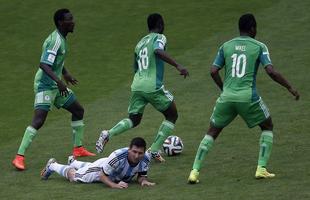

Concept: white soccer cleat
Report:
left=147, top=148, right=165, bottom=162
left=67, top=155, right=75, bottom=166
left=40, top=158, right=56, bottom=180
left=96, top=130, right=110, bottom=153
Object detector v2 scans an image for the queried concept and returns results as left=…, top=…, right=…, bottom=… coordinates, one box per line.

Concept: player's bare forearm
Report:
left=154, top=49, right=189, bottom=78
left=40, top=63, right=69, bottom=96
left=210, top=66, right=223, bottom=91
left=154, top=49, right=179, bottom=67
left=99, top=173, right=117, bottom=188
left=40, top=63, right=62, bottom=83
left=265, top=65, right=291, bottom=89
left=138, top=176, right=155, bottom=186
left=137, top=175, right=147, bottom=184
left=265, top=65, right=300, bottom=100
left=62, top=67, right=69, bottom=75
left=99, top=173, right=128, bottom=189
left=62, top=67, right=78, bottom=85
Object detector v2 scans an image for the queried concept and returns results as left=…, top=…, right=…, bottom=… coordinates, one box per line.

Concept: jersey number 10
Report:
left=138, top=47, right=149, bottom=71
left=231, top=53, right=246, bottom=78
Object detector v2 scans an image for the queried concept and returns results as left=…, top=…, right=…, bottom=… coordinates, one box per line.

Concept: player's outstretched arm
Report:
left=265, top=65, right=300, bottom=100
left=154, top=49, right=189, bottom=78
left=99, top=172, right=128, bottom=189
left=39, top=63, right=69, bottom=96
left=210, top=65, right=223, bottom=91
left=62, top=67, right=78, bottom=85
left=137, top=175, right=156, bottom=187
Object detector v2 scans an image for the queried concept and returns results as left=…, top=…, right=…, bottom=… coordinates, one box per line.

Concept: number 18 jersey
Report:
left=213, top=36, right=272, bottom=102
left=131, top=33, right=167, bottom=93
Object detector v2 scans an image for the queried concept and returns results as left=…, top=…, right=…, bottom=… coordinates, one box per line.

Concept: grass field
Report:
left=1, top=0, right=310, bottom=199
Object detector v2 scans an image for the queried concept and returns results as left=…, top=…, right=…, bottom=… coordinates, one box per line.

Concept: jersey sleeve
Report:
left=40, top=34, right=61, bottom=66
left=259, top=43, right=272, bottom=67
left=101, top=151, right=120, bottom=176
left=212, top=45, right=225, bottom=68
left=153, top=34, right=167, bottom=50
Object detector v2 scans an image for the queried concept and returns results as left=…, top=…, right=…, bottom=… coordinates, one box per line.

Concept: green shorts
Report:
left=128, top=87, right=174, bottom=114
left=210, top=97, right=270, bottom=128
left=34, top=88, right=76, bottom=111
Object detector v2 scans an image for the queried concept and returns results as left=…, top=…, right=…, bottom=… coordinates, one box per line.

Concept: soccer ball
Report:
left=163, top=135, right=184, bottom=156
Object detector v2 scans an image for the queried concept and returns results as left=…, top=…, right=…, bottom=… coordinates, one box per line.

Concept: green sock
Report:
left=109, top=118, right=133, bottom=138
left=17, top=126, right=37, bottom=155
left=150, top=120, right=175, bottom=152
left=71, top=120, right=84, bottom=147
left=192, top=134, right=214, bottom=171
left=258, top=130, right=273, bottom=167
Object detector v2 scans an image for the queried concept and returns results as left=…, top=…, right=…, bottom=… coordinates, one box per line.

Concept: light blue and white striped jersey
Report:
left=102, top=147, right=151, bottom=183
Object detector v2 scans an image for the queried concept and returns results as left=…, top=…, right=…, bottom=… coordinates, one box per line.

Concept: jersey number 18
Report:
left=138, top=47, right=149, bottom=71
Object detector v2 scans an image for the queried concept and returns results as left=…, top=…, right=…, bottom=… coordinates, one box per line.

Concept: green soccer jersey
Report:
left=34, top=30, right=67, bottom=92
left=213, top=36, right=272, bottom=102
left=131, top=32, right=167, bottom=93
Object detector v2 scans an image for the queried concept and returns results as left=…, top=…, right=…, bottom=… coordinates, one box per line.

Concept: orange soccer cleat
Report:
left=12, top=155, right=26, bottom=170
left=73, top=146, right=96, bottom=157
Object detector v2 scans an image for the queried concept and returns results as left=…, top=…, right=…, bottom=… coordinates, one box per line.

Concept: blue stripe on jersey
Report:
left=108, top=151, right=128, bottom=166
left=109, top=153, right=127, bottom=166
left=124, top=166, right=134, bottom=181
left=142, top=158, right=150, bottom=165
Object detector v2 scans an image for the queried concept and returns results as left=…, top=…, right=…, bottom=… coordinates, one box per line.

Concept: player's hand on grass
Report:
left=288, top=87, right=300, bottom=100
left=140, top=180, right=156, bottom=187
left=56, top=80, right=69, bottom=97
left=63, top=73, right=78, bottom=85
left=114, top=181, right=128, bottom=189
left=176, top=65, right=189, bottom=78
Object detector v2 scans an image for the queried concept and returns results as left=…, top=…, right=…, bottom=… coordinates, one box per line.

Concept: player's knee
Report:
left=267, top=121, right=274, bottom=130
left=165, top=111, right=178, bottom=124
left=32, top=118, right=45, bottom=129
left=260, top=118, right=273, bottom=131
left=74, top=106, right=84, bottom=120
left=131, top=117, right=141, bottom=127
left=129, top=114, right=142, bottom=127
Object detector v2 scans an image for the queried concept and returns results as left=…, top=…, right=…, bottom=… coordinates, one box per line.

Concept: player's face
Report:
left=62, top=12, right=75, bottom=33
left=128, top=146, right=145, bottom=164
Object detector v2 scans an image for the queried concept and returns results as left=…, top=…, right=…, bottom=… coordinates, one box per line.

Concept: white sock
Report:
left=70, top=160, right=90, bottom=169
left=49, top=162, right=71, bottom=178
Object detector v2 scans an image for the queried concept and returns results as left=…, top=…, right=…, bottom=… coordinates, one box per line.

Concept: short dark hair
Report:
left=129, top=137, right=146, bottom=151
left=147, top=13, right=163, bottom=30
left=54, top=8, right=70, bottom=27
left=239, top=13, right=256, bottom=32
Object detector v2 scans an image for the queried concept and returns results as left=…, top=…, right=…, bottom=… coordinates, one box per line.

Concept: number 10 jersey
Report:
left=213, top=36, right=272, bottom=102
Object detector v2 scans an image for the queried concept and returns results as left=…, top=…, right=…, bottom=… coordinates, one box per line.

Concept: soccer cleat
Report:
left=41, top=158, right=56, bottom=180
left=147, top=149, right=165, bottom=162
left=73, top=146, right=96, bottom=157
left=255, top=166, right=275, bottom=179
left=12, top=155, right=26, bottom=170
left=67, top=155, right=75, bottom=165
left=188, top=169, right=200, bottom=184
left=96, top=130, right=110, bottom=153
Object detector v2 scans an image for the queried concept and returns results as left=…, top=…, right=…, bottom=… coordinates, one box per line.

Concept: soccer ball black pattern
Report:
left=162, top=135, right=184, bottom=156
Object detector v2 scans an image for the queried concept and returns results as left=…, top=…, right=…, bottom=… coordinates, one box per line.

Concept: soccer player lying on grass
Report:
left=41, top=137, right=155, bottom=189
left=188, top=13, right=300, bottom=184
left=96, top=13, right=189, bottom=162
